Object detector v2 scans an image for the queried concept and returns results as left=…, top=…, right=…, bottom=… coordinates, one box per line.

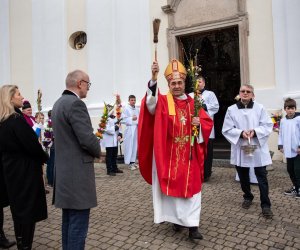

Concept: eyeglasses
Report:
left=240, top=90, right=252, bottom=94
left=81, top=80, right=92, bottom=88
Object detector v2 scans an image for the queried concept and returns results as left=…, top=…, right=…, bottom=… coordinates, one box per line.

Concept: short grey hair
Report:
left=240, top=84, right=254, bottom=93
left=65, top=70, right=85, bottom=88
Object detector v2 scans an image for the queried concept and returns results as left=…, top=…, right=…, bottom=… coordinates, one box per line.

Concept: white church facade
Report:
left=1, top=0, right=299, bottom=160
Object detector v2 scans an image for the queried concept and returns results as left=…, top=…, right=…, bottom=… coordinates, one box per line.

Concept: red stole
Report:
left=23, top=114, right=34, bottom=127
left=138, top=92, right=213, bottom=198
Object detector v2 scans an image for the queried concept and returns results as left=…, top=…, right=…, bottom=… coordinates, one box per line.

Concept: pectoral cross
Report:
left=180, top=116, right=187, bottom=125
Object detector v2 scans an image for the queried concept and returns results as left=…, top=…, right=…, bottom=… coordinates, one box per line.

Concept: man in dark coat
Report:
left=52, top=70, right=101, bottom=250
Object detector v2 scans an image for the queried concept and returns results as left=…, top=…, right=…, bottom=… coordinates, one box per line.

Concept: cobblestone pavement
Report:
left=3, top=161, right=300, bottom=249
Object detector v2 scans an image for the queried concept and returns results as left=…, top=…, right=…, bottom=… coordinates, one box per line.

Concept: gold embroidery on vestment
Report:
left=185, top=103, right=192, bottom=197
left=167, top=116, right=176, bottom=195
left=172, top=107, right=190, bottom=180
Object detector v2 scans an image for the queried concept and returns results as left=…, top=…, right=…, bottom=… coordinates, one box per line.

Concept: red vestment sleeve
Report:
left=138, top=95, right=154, bottom=184
left=199, top=108, right=214, bottom=156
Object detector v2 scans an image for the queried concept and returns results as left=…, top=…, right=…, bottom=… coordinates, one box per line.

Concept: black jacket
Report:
left=0, top=154, right=9, bottom=208
left=0, top=108, right=48, bottom=223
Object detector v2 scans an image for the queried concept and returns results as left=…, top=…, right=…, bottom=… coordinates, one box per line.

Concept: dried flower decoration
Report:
left=95, top=103, right=114, bottom=139
left=184, top=48, right=203, bottom=146
left=271, top=112, right=282, bottom=133
left=37, top=89, right=42, bottom=112
left=115, top=94, right=122, bottom=121
left=43, top=118, right=53, bottom=150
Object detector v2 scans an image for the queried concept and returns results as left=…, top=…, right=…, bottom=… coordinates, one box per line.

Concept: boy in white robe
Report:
left=278, top=98, right=300, bottom=198
left=101, top=112, right=123, bottom=176
left=222, top=84, right=273, bottom=219
left=121, top=95, right=140, bottom=170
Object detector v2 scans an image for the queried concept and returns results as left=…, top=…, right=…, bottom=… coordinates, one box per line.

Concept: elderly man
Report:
left=222, top=84, right=273, bottom=219
left=52, top=70, right=101, bottom=249
left=138, top=60, right=213, bottom=239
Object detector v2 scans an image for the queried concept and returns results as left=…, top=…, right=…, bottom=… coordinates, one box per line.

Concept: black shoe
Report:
left=114, top=169, right=123, bottom=173
left=172, top=224, right=184, bottom=232
left=188, top=227, right=203, bottom=240
left=262, top=207, right=273, bottom=219
left=107, top=172, right=116, bottom=176
left=242, top=199, right=253, bottom=209
left=284, top=186, right=297, bottom=196
left=0, top=232, right=16, bottom=249
left=203, top=176, right=210, bottom=182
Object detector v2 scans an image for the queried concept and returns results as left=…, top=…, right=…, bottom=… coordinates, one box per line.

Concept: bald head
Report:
left=65, top=70, right=90, bottom=99
left=66, top=70, right=87, bottom=88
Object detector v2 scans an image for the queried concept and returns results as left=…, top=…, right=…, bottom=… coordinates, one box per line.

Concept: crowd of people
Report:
left=0, top=59, right=299, bottom=249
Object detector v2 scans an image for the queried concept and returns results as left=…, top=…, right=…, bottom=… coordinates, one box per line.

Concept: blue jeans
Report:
left=62, top=209, right=90, bottom=250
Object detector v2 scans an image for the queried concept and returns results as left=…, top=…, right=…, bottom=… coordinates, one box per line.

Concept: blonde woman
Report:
left=0, top=85, right=48, bottom=250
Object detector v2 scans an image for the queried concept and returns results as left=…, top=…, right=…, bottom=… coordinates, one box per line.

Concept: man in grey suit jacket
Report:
left=52, top=70, right=101, bottom=250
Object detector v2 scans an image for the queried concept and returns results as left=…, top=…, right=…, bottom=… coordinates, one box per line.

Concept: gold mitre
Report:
left=164, top=59, right=187, bottom=82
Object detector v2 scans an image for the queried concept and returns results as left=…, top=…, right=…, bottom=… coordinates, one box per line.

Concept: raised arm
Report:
left=146, top=62, right=160, bottom=115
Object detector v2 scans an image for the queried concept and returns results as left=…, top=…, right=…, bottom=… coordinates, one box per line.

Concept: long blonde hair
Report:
left=0, top=85, right=19, bottom=122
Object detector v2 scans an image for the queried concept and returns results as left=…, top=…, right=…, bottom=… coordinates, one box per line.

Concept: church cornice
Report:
left=161, top=0, right=181, bottom=14
left=167, top=13, right=248, bottom=33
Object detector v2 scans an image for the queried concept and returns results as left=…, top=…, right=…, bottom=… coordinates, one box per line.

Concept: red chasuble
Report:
left=138, top=92, right=213, bottom=198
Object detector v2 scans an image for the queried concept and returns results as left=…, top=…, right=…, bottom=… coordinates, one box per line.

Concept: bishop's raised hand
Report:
left=151, top=61, right=159, bottom=81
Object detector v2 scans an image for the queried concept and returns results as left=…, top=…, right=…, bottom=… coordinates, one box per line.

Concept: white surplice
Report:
left=278, top=115, right=300, bottom=158
left=101, top=117, right=120, bottom=148
left=146, top=82, right=201, bottom=227
left=121, top=105, right=140, bottom=164
left=235, top=169, right=258, bottom=183
left=201, top=90, right=219, bottom=138
left=190, top=90, right=219, bottom=138
left=152, top=156, right=202, bottom=226
left=222, top=101, right=273, bottom=168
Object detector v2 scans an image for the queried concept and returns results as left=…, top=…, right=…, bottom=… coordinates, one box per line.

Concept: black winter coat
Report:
left=0, top=108, right=48, bottom=223
left=0, top=154, right=9, bottom=208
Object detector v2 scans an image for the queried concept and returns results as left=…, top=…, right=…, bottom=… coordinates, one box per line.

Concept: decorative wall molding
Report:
left=161, top=0, right=181, bottom=14
left=163, top=0, right=249, bottom=84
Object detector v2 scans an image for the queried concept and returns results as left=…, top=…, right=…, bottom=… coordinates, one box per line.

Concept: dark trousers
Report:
left=46, top=144, right=55, bottom=186
left=236, top=166, right=271, bottom=209
left=62, top=209, right=90, bottom=250
left=105, top=147, right=118, bottom=173
left=286, top=155, right=300, bottom=190
left=204, top=139, right=214, bottom=179
left=13, top=221, right=35, bottom=250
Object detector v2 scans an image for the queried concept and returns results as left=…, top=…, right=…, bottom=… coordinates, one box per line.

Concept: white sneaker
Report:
left=129, top=164, right=136, bottom=170
left=134, top=163, right=139, bottom=169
